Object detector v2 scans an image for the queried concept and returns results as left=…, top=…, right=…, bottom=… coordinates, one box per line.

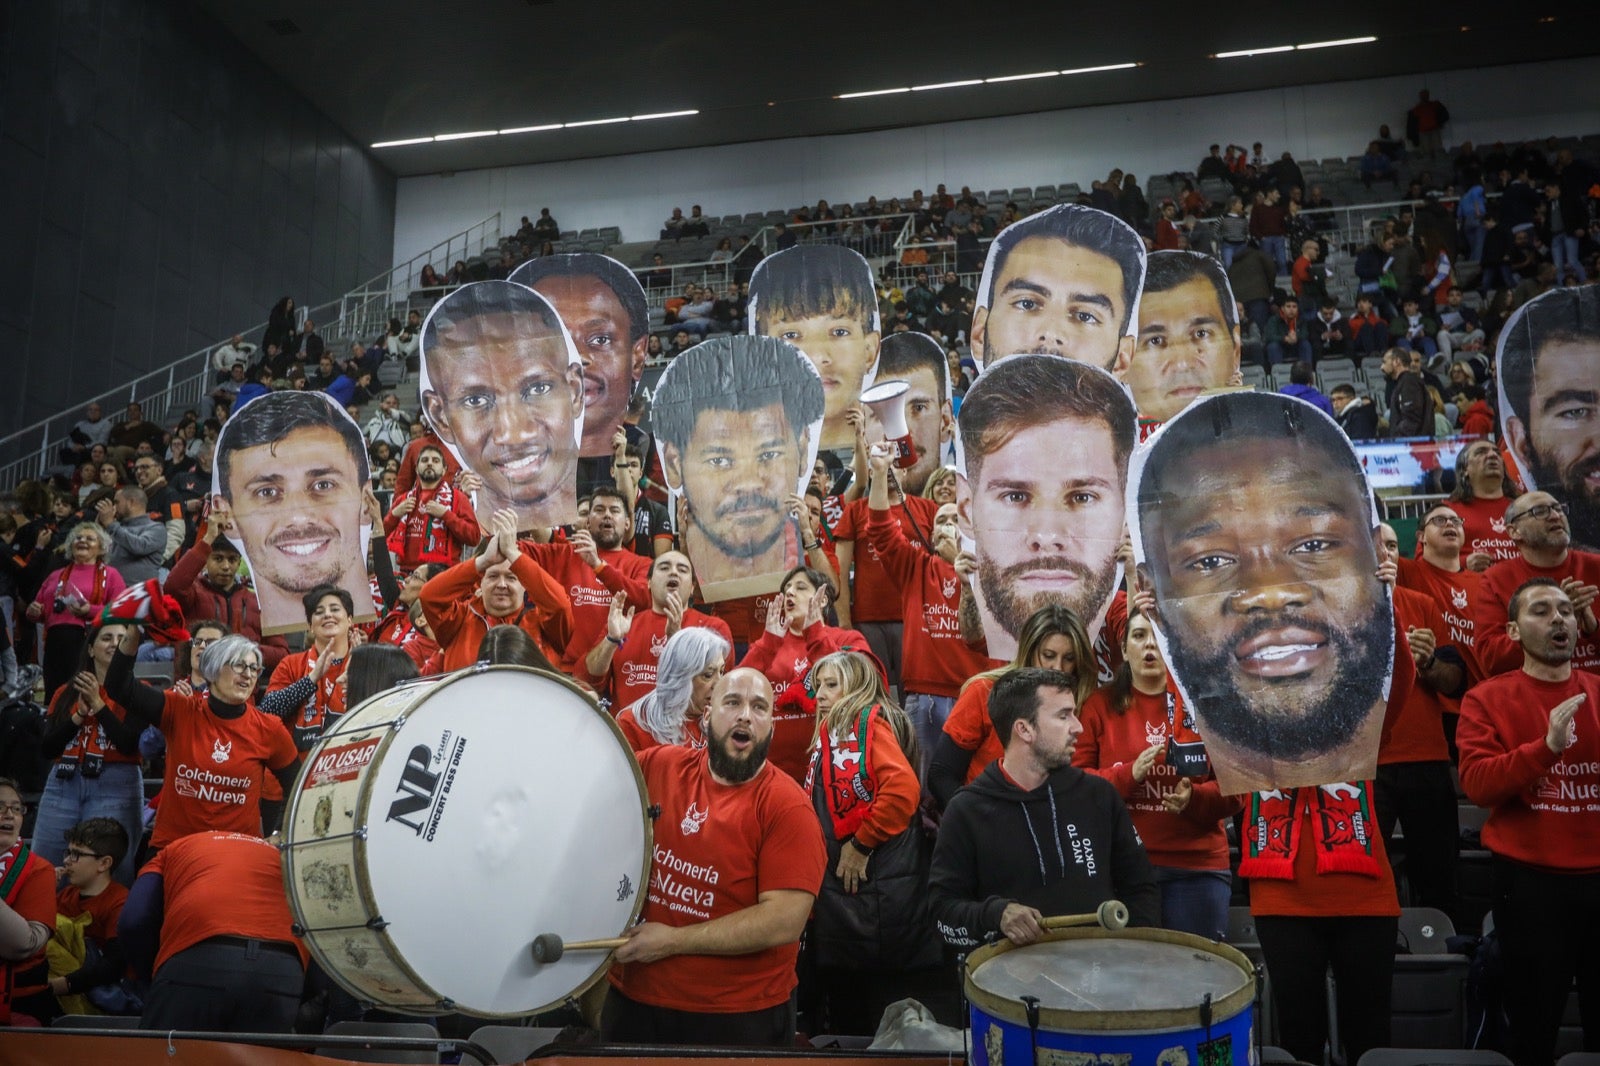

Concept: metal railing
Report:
left=1, top=215, right=502, bottom=490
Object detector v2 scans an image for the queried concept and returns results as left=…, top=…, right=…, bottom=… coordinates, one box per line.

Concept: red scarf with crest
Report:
left=1238, top=782, right=1382, bottom=880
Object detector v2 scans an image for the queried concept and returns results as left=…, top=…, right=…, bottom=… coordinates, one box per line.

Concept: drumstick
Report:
left=529, top=933, right=629, bottom=964
left=1039, top=900, right=1129, bottom=932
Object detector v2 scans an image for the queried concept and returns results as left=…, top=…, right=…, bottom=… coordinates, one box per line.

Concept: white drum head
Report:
left=359, top=667, right=649, bottom=1016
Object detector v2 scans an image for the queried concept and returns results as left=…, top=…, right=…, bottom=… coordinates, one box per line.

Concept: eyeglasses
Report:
left=191, top=636, right=218, bottom=648
left=0, top=803, right=25, bottom=816
left=1425, top=514, right=1465, bottom=529
left=1507, top=502, right=1568, bottom=524
left=228, top=661, right=263, bottom=677
left=64, top=848, right=102, bottom=863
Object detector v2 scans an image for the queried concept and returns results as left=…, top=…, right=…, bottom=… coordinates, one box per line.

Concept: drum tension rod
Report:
left=277, top=827, right=368, bottom=850
left=292, top=916, right=391, bottom=936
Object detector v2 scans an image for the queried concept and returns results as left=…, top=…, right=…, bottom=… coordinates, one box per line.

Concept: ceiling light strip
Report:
left=632, top=110, right=699, bottom=121
left=433, top=130, right=499, bottom=141
left=984, top=71, right=1060, bottom=83
left=910, top=79, right=983, bottom=92
left=370, top=136, right=434, bottom=148
left=837, top=87, right=911, bottom=99
left=1059, top=62, right=1139, bottom=75
left=1295, top=36, right=1377, bottom=49
left=372, top=110, right=697, bottom=147
left=1214, top=44, right=1296, bottom=58
left=842, top=62, right=1137, bottom=98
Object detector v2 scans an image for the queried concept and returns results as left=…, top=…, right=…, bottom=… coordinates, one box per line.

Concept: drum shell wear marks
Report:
left=279, top=665, right=652, bottom=1018
left=965, top=926, right=1256, bottom=1066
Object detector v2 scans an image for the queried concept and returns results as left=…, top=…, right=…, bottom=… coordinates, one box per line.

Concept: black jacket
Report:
left=928, top=761, right=1158, bottom=948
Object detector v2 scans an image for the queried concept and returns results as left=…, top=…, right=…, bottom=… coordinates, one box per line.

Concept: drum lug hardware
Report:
left=356, top=825, right=368, bottom=841
left=291, top=923, right=306, bottom=937
left=366, top=916, right=390, bottom=932
left=1200, top=990, right=1214, bottom=1034
left=437, top=998, right=456, bottom=1011
left=647, top=804, right=661, bottom=820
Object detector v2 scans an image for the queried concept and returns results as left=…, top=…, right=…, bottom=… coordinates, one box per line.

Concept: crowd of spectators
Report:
left=1, top=107, right=1597, bottom=1060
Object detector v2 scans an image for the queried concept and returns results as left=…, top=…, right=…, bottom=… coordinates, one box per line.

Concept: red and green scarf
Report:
left=1238, top=782, right=1382, bottom=880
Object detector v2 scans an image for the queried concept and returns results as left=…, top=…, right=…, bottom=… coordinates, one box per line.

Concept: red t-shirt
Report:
left=1474, top=551, right=1600, bottom=677
left=58, top=881, right=128, bottom=952
left=710, top=593, right=781, bottom=647
left=609, top=746, right=825, bottom=1013
left=738, top=622, right=877, bottom=782
left=525, top=542, right=651, bottom=670
left=616, top=701, right=706, bottom=754
left=1457, top=669, right=1600, bottom=874
left=833, top=496, right=939, bottom=624
left=141, top=832, right=308, bottom=974
left=1450, top=496, right=1518, bottom=564
left=944, top=674, right=1005, bottom=784
left=866, top=509, right=991, bottom=697
left=1245, top=786, right=1401, bottom=919
left=1396, top=556, right=1485, bottom=684
left=1075, top=684, right=1236, bottom=870
left=0, top=850, right=57, bottom=1024
left=1381, top=587, right=1455, bottom=764
left=576, top=608, right=733, bottom=711
left=150, top=690, right=298, bottom=850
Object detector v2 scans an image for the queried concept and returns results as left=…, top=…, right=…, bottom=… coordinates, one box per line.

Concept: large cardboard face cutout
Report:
left=211, top=391, right=374, bottom=635
left=1128, top=250, right=1242, bottom=425
left=748, top=245, right=880, bottom=451
left=970, top=204, right=1146, bottom=376
left=418, top=281, right=585, bottom=530
left=954, top=354, right=1135, bottom=663
left=1131, top=391, right=1395, bottom=794
left=1497, top=285, right=1600, bottom=553
left=861, top=332, right=956, bottom=497
left=508, top=254, right=648, bottom=461
left=649, top=335, right=825, bottom=602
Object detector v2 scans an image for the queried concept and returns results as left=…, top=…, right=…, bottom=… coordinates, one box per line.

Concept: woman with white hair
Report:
left=26, top=522, right=126, bottom=697
left=615, top=627, right=729, bottom=752
left=104, top=626, right=299, bottom=851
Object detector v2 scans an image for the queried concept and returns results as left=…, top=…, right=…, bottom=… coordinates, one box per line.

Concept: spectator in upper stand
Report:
left=62, top=403, right=113, bottom=469
left=643, top=252, right=671, bottom=292
left=1435, top=288, right=1485, bottom=358
left=934, top=270, right=972, bottom=311
left=1407, top=89, right=1449, bottom=154
left=516, top=216, right=535, bottom=244
left=954, top=220, right=984, bottom=274
left=1499, top=167, right=1540, bottom=229
left=1216, top=197, right=1249, bottom=269
left=972, top=202, right=997, bottom=238
left=534, top=208, right=561, bottom=242
left=232, top=365, right=273, bottom=412
left=210, top=362, right=248, bottom=409
left=211, top=334, right=258, bottom=375
left=1153, top=201, right=1183, bottom=251
left=1348, top=295, right=1392, bottom=364
left=773, top=222, right=797, bottom=251
left=106, top=403, right=164, bottom=469
left=1331, top=383, right=1380, bottom=439
left=1268, top=152, right=1305, bottom=199
left=1279, top=361, right=1335, bottom=418
left=1118, top=174, right=1149, bottom=231
left=262, top=296, right=296, bottom=355
left=165, top=520, right=288, bottom=676
left=903, top=270, right=936, bottom=323
left=1419, top=236, right=1454, bottom=309
left=708, top=237, right=733, bottom=267
left=1542, top=178, right=1589, bottom=286
left=926, top=297, right=963, bottom=344
left=1381, top=346, right=1435, bottom=438
left=676, top=285, right=718, bottom=337
left=305, top=352, right=336, bottom=392
left=665, top=329, right=695, bottom=359
left=324, top=366, right=372, bottom=409
left=684, top=205, right=710, bottom=239
left=1390, top=297, right=1440, bottom=359
left=1264, top=296, right=1311, bottom=366
left=298, top=319, right=323, bottom=365
left=1458, top=172, right=1488, bottom=263
left=1197, top=144, right=1230, bottom=182
left=1361, top=141, right=1398, bottom=189
left=1291, top=239, right=1329, bottom=307
left=364, top=392, right=410, bottom=450
left=731, top=234, right=763, bottom=284
left=1308, top=298, right=1352, bottom=362
left=661, top=207, right=686, bottom=240
left=1249, top=187, right=1289, bottom=274
left=384, top=313, right=421, bottom=363
left=1228, top=239, right=1277, bottom=339
left=384, top=447, right=480, bottom=578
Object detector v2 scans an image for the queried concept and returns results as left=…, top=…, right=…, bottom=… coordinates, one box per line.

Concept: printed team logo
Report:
left=211, top=738, right=233, bottom=764
left=680, top=801, right=708, bottom=835
left=1144, top=721, right=1168, bottom=747
left=1451, top=587, right=1469, bottom=609
left=650, top=632, right=667, bottom=657
left=941, top=575, right=959, bottom=600
left=1490, top=517, right=1507, bottom=533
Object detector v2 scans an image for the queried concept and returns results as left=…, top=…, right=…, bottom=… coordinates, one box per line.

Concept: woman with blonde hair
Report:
left=804, top=650, right=937, bottom=1035
left=927, top=604, right=1095, bottom=811
left=920, top=465, right=957, bottom=506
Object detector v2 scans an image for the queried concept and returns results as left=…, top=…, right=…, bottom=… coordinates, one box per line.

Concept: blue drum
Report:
left=965, top=928, right=1256, bottom=1066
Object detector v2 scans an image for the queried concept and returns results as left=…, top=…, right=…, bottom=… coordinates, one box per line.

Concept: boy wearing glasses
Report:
left=1474, top=491, right=1600, bottom=677
left=44, top=819, right=131, bottom=1018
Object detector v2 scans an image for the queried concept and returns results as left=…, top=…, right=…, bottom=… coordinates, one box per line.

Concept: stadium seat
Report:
left=467, top=1025, right=562, bottom=1064
left=1357, top=1051, right=1510, bottom=1066
left=52, top=1014, right=141, bottom=1028
left=316, top=1020, right=442, bottom=1064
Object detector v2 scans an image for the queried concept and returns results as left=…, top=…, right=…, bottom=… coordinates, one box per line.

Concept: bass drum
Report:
left=281, top=665, right=650, bottom=1018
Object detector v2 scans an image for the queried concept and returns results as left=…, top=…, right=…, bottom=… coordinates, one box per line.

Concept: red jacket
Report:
left=419, top=553, right=571, bottom=671
left=1474, top=551, right=1600, bottom=676
left=383, top=481, right=479, bottom=572
left=164, top=539, right=288, bottom=674
left=1458, top=400, right=1494, bottom=437
left=394, top=432, right=462, bottom=497
left=865, top=509, right=989, bottom=697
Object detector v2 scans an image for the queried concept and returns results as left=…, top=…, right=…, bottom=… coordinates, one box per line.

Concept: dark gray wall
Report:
left=0, top=0, right=397, bottom=429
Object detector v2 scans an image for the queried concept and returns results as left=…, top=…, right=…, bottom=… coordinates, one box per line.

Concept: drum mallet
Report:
left=1040, top=900, right=1130, bottom=932
left=530, top=933, right=629, bottom=964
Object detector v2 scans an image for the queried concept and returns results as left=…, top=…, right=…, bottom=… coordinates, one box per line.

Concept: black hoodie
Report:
left=928, top=761, right=1159, bottom=947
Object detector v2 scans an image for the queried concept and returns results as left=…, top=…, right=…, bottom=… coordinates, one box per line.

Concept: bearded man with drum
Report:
left=605, top=667, right=826, bottom=1046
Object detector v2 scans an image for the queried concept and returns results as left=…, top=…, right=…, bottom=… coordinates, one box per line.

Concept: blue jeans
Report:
left=1266, top=338, right=1312, bottom=365
left=903, top=692, right=955, bottom=779
left=1154, top=866, right=1232, bottom=941
left=1552, top=233, right=1588, bottom=284
left=1260, top=236, right=1287, bottom=275
left=32, top=760, right=145, bottom=885
left=1395, top=335, right=1438, bottom=358
left=135, top=643, right=174, bottom=663
left=1221, top=242, right=1246, bottom=270
left=1462, top=221, right=1485, bottom=264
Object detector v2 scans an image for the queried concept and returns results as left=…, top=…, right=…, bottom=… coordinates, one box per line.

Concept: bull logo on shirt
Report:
left=680, top=801, right=708, bottom=835
left=1451, top=587, right=1468, bottom=609
left=1491, top=517, right=1507, bottom=534
left=211, top=738, right=232, bottom=764
left=650, top=632, right=667, bottom=657
left=941, top=575, right=958, bottom=600
left=1144, top=721, right=1167, bottom=747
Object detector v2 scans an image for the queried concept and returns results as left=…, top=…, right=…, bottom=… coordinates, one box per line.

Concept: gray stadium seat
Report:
left=316, top=1020, right=442, bottom=1064
left=467, top=1025, right=562, bottom=1064
left=1357, top=1050, right=1510, bottom=1066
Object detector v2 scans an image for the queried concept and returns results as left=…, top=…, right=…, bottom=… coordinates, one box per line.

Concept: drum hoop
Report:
left=283, top=663, right=655, bottom=1018
left=963, top=927, right=1257, bottom=1034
